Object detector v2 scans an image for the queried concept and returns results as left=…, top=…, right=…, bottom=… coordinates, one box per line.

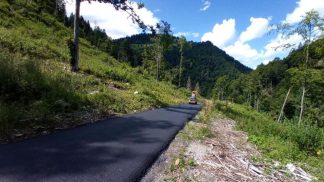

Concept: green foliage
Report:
left=179, top=101, right=215, bottom=141
left=215, top=101, right=324, bottom=179
left=0, top=50, right=83, bottom=137
left=215, top=101, right=324, bottom=157
left=169, top=149, right=196, bottom=173
left=65, top=15, right=113, bottom=54
left=0, top=0, right=189, bottom=140
left=222, top=37, right=324, bottom=126
left=192, top=126, right=213, bottom=140
left=219, top=11, right=323, bottom=125
left=112, top=34, right=252, bottom=96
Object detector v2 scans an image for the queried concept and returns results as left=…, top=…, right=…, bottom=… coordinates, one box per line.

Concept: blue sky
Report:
left=142, top=0, right=295, bottom=41
left=66, top=0, right=324, bottom=68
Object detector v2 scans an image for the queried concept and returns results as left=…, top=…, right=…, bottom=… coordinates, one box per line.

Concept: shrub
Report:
left=215, top=101, right=324, bottom=156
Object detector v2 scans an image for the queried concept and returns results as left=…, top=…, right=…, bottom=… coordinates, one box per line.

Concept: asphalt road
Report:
left=0, top=104, right=202, bottom=182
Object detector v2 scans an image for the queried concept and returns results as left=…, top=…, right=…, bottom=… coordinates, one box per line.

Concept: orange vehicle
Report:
left=189, top=91, right=198, bottom=104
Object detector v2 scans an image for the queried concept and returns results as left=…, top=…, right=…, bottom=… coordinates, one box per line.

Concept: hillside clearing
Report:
left=0, top=0, right=189, bottom=143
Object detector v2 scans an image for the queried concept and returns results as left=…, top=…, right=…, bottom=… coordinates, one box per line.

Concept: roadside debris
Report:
left=143, top=118, right=314, bottom=182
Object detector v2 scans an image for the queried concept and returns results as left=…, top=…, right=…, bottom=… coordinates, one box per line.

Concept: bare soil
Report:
left=142, top=117, right=313, bottom=182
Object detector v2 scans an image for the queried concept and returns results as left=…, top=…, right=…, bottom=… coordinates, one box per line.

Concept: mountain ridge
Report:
left=111, top=33, right=252, bottom=96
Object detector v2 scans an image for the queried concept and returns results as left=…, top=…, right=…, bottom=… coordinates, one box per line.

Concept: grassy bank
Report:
left=0, top=1, right=189, bottom=141
left=178, top=100, right=215, bottom=141
left=214, top=101, right=324, bottom=180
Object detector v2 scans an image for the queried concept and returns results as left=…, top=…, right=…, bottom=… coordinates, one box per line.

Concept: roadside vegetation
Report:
left=143, top=100, right=216, bottom=181
left=145, top=100, right=318, bottom=181
left=1, top=2, right=323, bottom=181
left=0, top=0, right=252, bottom=141
left=0, top=0, right=189, bottom=142
left=214, top=101, right=324, bottom=180
left=178, top=100, right=214, bottom=141
left=209, top=10, right=323, bottom=180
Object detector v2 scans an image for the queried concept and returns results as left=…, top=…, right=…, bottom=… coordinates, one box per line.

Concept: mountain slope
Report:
left=0, top=0, right=189, bottom=141
left=112, top=34, right=252, bottom=96
left=223, top=37, right=324, bottom=125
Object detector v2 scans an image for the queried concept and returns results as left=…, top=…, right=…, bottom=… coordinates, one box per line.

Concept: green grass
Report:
left=0, top=0, right=189, bottom=140
left=214, top=101, right=324, bottom=180
left=192, top=126, right=214, bottom=140
left=178, top=101, right=215, bottom=141
left=169, top=148, right=197, bottom=173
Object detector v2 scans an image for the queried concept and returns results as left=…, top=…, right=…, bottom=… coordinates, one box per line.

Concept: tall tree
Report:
left=195, top=82, right=200, bottom=96
left=215, top=75, right=230, bottom=100
left=277, top=88, right=291, bottom=122
left=151, top=21, right=173, bottom=80
left=151, top=36, right=163, bottom=80
left=276, top=10, right=324, bottom=124
left=186, top=76, right=192, bottom=91
left=177, top=36, right=190, bottom=87
left=71, top=0, right=149, bottom=72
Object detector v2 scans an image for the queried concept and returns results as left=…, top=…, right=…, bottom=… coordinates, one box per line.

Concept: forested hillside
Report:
left=0, top=0, right=252, bottom=142
left=56, top=13, right=252, bottom=96
left=216, top=37, right=324, bottom=126
left=212, top=37, right=324, bottom=180
left=0, top=0, right=189, bottom=141
left=111, top=34, right=252, bottom=96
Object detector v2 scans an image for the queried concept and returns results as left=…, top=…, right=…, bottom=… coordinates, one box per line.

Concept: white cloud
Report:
left=200, top=0, right=324, bottom=68
left=65, top=0, right=159, bottom=39
left=232, top=33, right=303, bottom=68
left=201, top=17, right=270, bottom=67
left=224, top=42, right=259, bottom=64
left=262, top=60, right=270, bottom=65
left=284, top=0, right=324, bottom=24
left=228, top=33, right=303, bottom=68
left=200, top=0, right=211, bottom=11
left=239, top=17, right=271, bottom=43
left=174, top=32, right=200, bottom=38
left=262, top=33, right=302, bottom=58
left=201, top=19, right=236, bottom=48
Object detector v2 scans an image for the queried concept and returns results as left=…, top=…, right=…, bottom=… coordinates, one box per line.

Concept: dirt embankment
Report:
left=143, top=116, right=313, bottom=182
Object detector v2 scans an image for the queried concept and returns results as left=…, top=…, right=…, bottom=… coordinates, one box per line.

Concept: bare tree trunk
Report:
left=156, top=58, right=159, bottom=80
left=221, top=90, right=224, bottom=101
left=156, top=46, right=161, bottom=80
left=298, top=86, right=305, bottom=125
left=299, top=35, right=310, bottom=125
left=247, top=92, right=251, bottom=107
left=55, top=0, right=58, bottom=16
left=178, top=45, right=183, bottom=87
left=277, top=87, right=291, bottom=123
left=72, top=0, right=80, bottom=72
left=253, top=95, right=256, bottom=109
left=256, top=98, right=259, bottom=112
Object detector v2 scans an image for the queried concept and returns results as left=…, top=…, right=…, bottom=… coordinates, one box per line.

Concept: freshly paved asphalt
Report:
left=0, top=104, right=201, bottom=182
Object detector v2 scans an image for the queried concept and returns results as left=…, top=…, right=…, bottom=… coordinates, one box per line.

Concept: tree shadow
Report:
left=165, top=104, right=202, bottom=115
left=0, top=104, right=201, bottom=182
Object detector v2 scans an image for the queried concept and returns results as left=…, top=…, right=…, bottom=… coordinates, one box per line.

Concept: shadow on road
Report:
left=0, top=104, right=201, bottom=181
